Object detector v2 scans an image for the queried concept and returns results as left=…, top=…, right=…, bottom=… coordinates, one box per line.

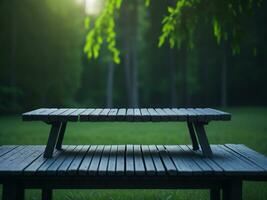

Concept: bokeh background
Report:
left=0, top=0, right=267, bottom=199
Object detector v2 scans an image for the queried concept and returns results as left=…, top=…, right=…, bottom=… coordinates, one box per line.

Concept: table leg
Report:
left=42, top=188, right=53, bottom=200
left=186, top=121, right=199, bottom=150
left=222, top=180, right=242, bottom=200
left=210, top=187, right=221, bottom=200
left=194, top=122, right=213, bottom=157
left=44, top=122, right=61, bottom=158
left=2, top=182, right=24, bottom=200
left=56, top=122, right=67, bottom=150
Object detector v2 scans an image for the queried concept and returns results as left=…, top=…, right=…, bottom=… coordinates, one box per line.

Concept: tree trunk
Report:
left=180, top=45, right=188, bottom=107
left=131, top=0, right=139, bottom=108
left=106, top=59, right=114, bottom=108
left=221, top=42, right=227, bottom=107
left=170, top=49, right=177, bottom=107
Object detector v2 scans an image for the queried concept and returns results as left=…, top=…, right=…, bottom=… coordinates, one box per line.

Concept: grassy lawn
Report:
left=0, top=107, right=267, bottom=199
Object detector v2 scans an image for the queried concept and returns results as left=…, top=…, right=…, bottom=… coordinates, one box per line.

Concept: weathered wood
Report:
left=79, top=145, right=97, bottom=175
left=55, top=122, right=67, bottom=150
left=22, top=108, right=232, bottom=157
left=43, top=122, right=62, bottom=158
left=126, top=145, right=135, bottom=175
left=23, top=108, right=231, bottom=122
left=3, top=145, right=265, bottom=177
left=194, top=123, right=213, bottom=157
left=88, top=145, right=104, bottom=175
left=147, top=108, right=161, bottom=121
left=68, top=145, right=90, bottom=175
left=79, top=109, right=95, bottom=121
left=187, top=121, right=199, bottom=151
left=88, top=109, right=103, bottom=121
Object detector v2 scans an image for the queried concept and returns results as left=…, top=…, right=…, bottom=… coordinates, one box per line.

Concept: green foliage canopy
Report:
left=84, top=0, right=262, bottom=63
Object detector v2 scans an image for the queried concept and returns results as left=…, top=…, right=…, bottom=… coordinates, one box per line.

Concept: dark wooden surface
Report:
left=0, top=144, right=266, bottom=178
left=22, top=108, right=231, bottom=122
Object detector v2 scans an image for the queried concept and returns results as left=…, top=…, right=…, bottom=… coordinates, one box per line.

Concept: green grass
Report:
left=0, top=107, right=267, bottom=200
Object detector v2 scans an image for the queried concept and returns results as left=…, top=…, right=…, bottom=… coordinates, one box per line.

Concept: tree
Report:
left=84, top=0, right=262, bottom=107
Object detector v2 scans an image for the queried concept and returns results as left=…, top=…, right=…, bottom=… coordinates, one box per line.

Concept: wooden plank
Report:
left=0, top=146, right=18, bottom=157
left=88, top=108, right=103, bottom=121
left=116, top=145, right=125, bottom=175
left=37, top=148, right=65, bottom=174
left=0, top=146, right=29, bottom=171
left=78, top=145, right=97, bottom=175
left=140, top=108, right=151, bottom=121
left=99, top=109, right=111, bottom=120
left=171, top=108, right=187, bottom=121
left=184, top=145, right=223, bottom=173
left=141, top=145, right=156, bottom=176
left=200, top=108, right=221, bottom=120
left=155, top=108, right=169, bottom=121
left=23, top=108, right=58, bottom=121
left=206, top=108, right=231, bottom=121
left=98, top=145, right=111, bottom=175
left=133, top=145, right=145, bottom=175
left=134, top=108, right=142, bottom=121
left=79, top=109, right=95, bottom=121
left=108, top=109, right=118, bottom=121
left=156, top=145, right=177, bottom=175
left=126, top=144, right=135, bottom=175
left=7, top=147, right=44, bottom=173
left=107, top=145, right=117, bottom=175
left=211, top=145, right=262, bottom=175
left=219, top=145, right=264, bottom=172
left=88, top=145, right=104, bottom=175
left=0, top=146, right=44, bottom=174
left=165, top=145, right=203, bottom=175
left=225, top=144, right=267, bottom=171
left=126, top=109, right=134, bottom=121
left=46, top=145, right=76, bottom=175
left=48, top=109, right=69, bottom=121
left=0, top=146, right=26, bottom=164
left=180, top=108, right=198, bottom=121
left=148, top=145, right=165, bottom=175
left=163, top=108, right=178, bottom=121
left=194, top=108, right=215, bottom=121
left=187, top=108, right=206, bottom=122
left=24, top=146, right=63, bottom=175
left=57, top=109, right=78, bottom=121
left=67, top=108, right=86, bottom=121
left=68, top=145, right=90, bottom=175
left=147, top=108, right=161, bottom=121
left=57, top=145, right=84, bottom=175
left=22, top=108, right=45, bottom=119
left=117, top=109, right=126, bottom=121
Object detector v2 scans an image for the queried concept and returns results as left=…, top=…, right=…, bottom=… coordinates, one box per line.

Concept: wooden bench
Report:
left=22, top=108, right=231, bottom=158
left=0, top=144, right=267, bottom=200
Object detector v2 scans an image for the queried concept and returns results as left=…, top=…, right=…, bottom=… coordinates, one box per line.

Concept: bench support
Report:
left=44, top=122, right=63, bottom=158
left=2, top=182, right=24, bottom=200
left=42, top=188, right=53, bottom=200
left=187, top=121, right=199, bottom=151
left=210, top=188, right=220, bottom=200
left=193, top=122, right=213, bottom=157
left=56, top=122, right=67, bottom=150
left=222, top=180, right=242, bottom=200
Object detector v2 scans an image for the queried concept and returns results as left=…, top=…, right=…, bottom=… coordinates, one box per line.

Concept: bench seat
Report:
left=1, top=144, right=267, bottom=200
left=0, top=144, right=266, bottom=177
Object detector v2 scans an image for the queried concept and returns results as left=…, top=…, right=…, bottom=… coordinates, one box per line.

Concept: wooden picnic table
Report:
left=22, top=108, right=231, bottom=158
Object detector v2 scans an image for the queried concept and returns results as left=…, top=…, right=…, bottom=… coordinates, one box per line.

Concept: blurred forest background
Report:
left=0, top=0, right=267, bottom=114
